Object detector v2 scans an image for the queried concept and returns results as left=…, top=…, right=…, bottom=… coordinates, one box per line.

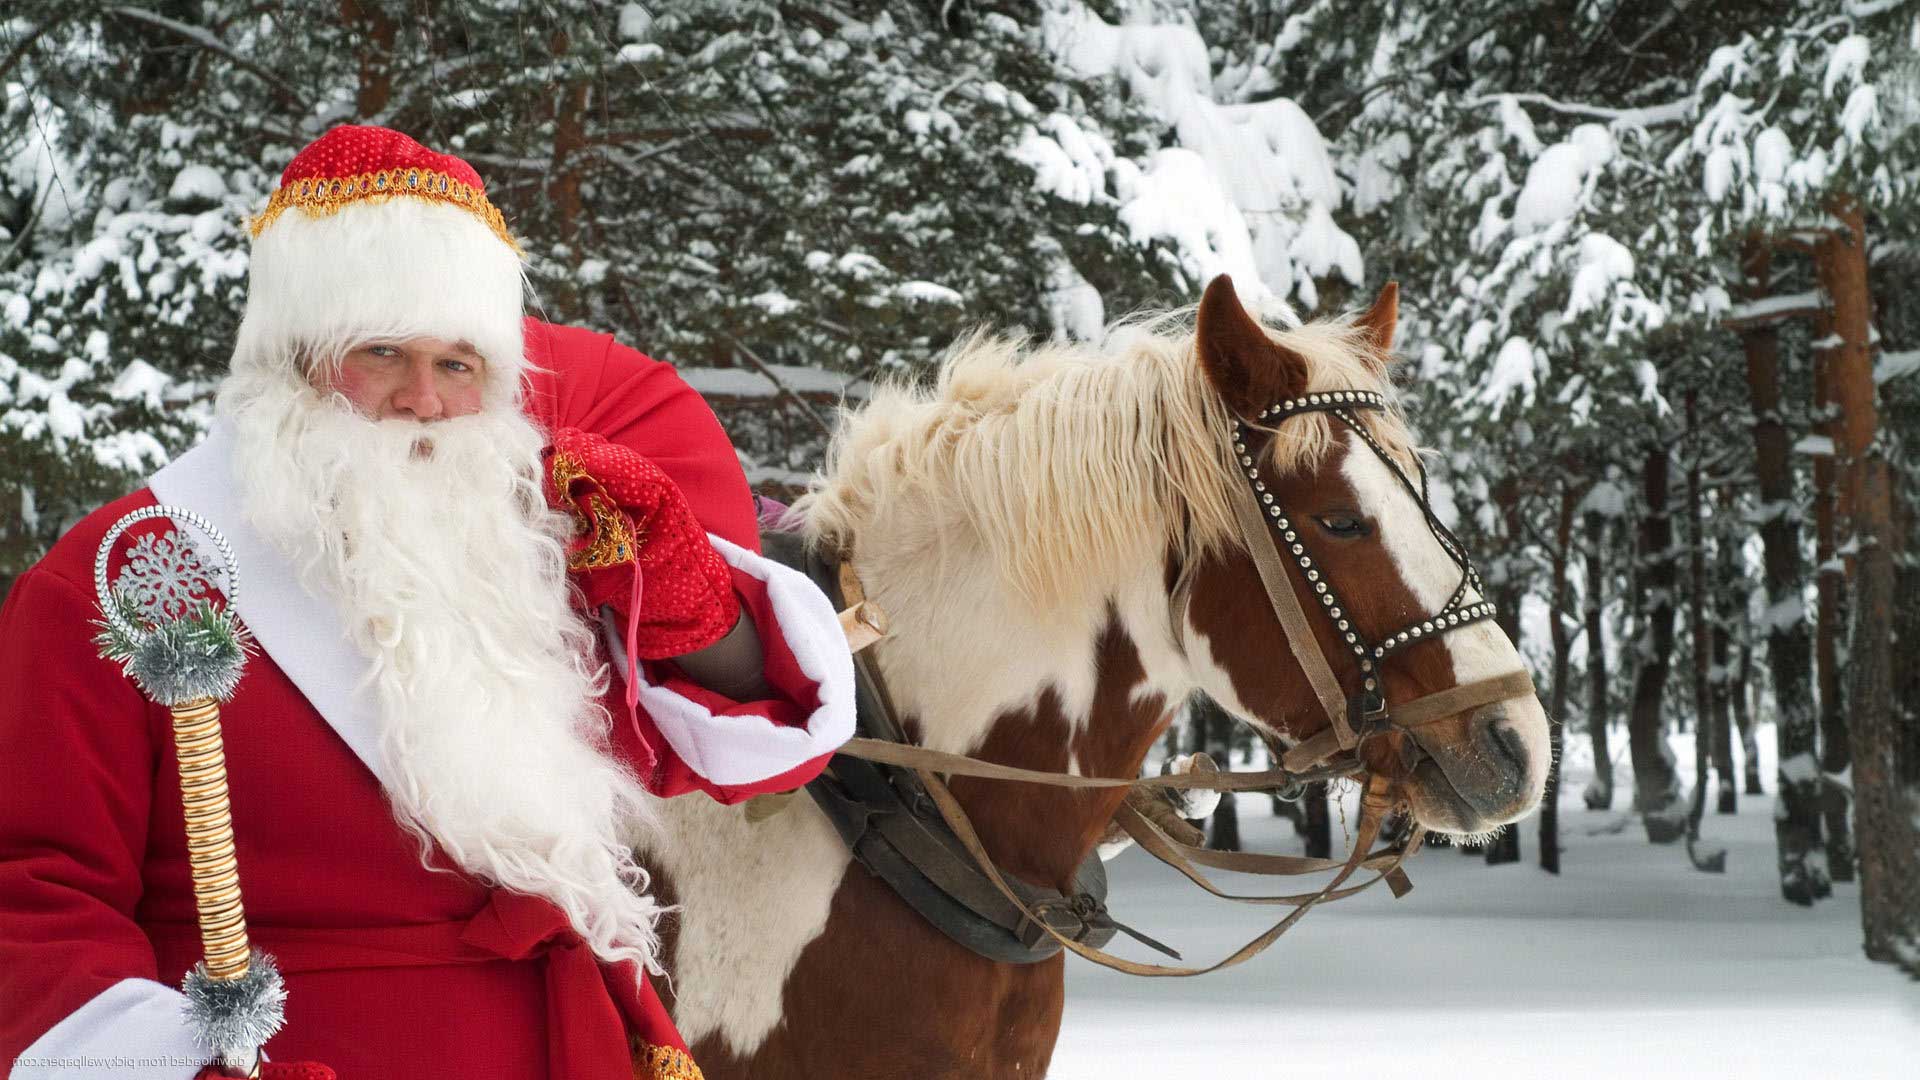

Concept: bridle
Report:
left=1171, top=387, right=1532, bottom=787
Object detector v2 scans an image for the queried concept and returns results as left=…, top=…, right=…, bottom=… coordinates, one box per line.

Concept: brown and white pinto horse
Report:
left=636, top=277, right=1551, bottom=1078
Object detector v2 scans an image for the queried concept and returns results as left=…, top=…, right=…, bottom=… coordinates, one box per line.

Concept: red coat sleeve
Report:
left=0, top=564, right=175, bottom=1061
left=521, top=321, right=852, bottom=804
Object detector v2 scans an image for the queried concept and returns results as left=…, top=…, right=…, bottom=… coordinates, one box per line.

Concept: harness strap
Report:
left=837, top=736, right=1320, bottom=792
left=1223, top=468, right=1357, bottom=750
left=771, top=531, right=1125, bottom=963
left=915, top=770, right=1417, bottom=977
left=1279, top=668, right=1537, bottom=772
left=1113, top=800, right=1422, bottom=904
left=838, top=664, right=1531, bottom=802
left=1388, top=669, right=1536, bottom=729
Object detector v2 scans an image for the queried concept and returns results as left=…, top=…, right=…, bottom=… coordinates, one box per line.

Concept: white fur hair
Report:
left=232, top=197, right=530, bottom=406
left=217, top=364, right=665, bottom=973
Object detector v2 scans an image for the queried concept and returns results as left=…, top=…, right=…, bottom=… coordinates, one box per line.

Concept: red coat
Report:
left=0, top=322, right=852, bottom=1079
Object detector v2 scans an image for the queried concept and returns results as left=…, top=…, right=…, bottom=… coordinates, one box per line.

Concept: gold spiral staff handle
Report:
left=91, top=506, right=282, bottom=1079
left=174, top=696, right=253, bottom=980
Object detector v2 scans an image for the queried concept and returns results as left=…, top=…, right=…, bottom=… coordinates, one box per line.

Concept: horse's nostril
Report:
left=1482, top=717, right=1528, bottom=774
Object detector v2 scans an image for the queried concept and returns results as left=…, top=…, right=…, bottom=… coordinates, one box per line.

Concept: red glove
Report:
left=543, top=426, right=740, bottom=659
left=195, top=1064, right=335, bottom=1079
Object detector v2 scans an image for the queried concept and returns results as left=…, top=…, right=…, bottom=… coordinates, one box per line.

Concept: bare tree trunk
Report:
left=1582, top=510, right=1615, bottom=810
left=1484, top=476, right=1526, bottom=866
left=1681, top=388, right=1732, bottom=857
left=338, top=0, right=397, bottom=118
left=1685, top=390, right=1716, bottom=832
left=1812, top=311, right=1857, bottom=882
left=1303, top=782, right=1331, bottom=860
left=1739, top=236, right=1828, bottom=903
left=545, top=28, right=591, bottom=273
left=1736, top=640, right=1764, bottom=795
left=1542, top=485, right=1577, bottom=874
left=1815, top=198, right=1917, bottom=970
left=1629, top=444, right=1687, bottom=843
left=1893, top=482, right=1920, bottom=964
left=1895, top=480, right=1920, bottom=791
left=1712, top=503, right=1741, bottom=812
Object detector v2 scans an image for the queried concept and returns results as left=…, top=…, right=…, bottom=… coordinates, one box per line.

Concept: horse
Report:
left=636, top=276, right=1552, bottom=1079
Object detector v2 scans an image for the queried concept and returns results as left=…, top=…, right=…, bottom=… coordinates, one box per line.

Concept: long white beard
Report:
left=218, top=369, right=663, bottom=972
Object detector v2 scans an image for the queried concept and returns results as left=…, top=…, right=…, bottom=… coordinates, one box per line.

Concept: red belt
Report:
left=145, top=889, right=674, bottom=1079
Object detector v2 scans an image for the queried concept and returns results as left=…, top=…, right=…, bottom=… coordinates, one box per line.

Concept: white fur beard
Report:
left=219, top=369, right=664, bottom=973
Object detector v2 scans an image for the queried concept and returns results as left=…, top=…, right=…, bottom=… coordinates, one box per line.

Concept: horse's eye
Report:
left=1316, top=513, right=1369, bottom=538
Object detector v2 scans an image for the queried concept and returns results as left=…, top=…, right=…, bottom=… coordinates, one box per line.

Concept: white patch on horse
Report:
left=634, top=792, right=851, bottom=1059
left=853, top=522, right=1191, bottom=759
left=1340, top=445, right=1551, bottom=773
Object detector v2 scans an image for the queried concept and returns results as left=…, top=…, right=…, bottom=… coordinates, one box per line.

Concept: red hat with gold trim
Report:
left=230, top=126, right=528, bottom=403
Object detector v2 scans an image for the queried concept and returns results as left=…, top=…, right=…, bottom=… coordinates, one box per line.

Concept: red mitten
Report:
left=195, top=1064, right=336, bottom=1080
left=544, top=426, right=740, bottom=659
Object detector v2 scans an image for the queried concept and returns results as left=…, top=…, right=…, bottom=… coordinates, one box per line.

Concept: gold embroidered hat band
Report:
left=247, top=125, right=521, bottom=254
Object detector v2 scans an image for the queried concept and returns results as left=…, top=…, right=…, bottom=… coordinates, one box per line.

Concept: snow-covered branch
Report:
left=1468, top=92, right=1695, bottom=128
left=107, top=6, right=299, bottom=99
left=1722, top=291, right=1823, bottom=328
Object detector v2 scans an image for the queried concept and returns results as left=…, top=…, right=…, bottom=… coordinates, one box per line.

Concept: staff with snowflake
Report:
left=91, top=507, right=322, bottom=1080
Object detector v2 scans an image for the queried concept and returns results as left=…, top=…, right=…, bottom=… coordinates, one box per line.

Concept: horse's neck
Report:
left=866, top=561, right=1192, bottom=887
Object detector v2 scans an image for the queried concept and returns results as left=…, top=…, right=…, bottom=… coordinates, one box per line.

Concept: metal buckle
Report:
left=1348, top=690, right=1396, bottom=763
left=1348, top=690, right=1389, bottom=736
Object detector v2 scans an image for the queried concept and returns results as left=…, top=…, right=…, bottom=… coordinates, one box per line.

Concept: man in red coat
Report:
left=0, top=127, right=853, bottom=1079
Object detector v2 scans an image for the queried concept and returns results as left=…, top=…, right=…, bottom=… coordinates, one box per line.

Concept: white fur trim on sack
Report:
left=607, top=533, right=855, bottom=787
left=9, top=979, right=206, bottom=1079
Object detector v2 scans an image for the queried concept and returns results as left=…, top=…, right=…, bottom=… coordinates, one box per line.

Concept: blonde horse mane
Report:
left=795, top=309, right=1417, bottom=613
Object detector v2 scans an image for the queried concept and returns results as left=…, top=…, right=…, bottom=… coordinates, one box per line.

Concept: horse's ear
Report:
left=1355, top=281, right=1398, bottom=357
left=1196, top=275, right=1308, bottom=422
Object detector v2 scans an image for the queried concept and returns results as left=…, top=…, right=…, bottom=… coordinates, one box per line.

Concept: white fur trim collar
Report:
left=148, top=421, right=394, bottom=791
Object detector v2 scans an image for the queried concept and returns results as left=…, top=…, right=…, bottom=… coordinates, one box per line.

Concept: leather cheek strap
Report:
left=1222, top=472, right=1357, bottom=748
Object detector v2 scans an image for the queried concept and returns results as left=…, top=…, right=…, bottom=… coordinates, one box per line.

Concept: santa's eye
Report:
left=1316, top=513, right=1369, bottom=538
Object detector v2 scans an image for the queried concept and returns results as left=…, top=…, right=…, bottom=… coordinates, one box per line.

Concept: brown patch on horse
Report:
left=951, top=609, right=1172, bottom=888
left=1184, top=434, right=1460, bottom=779
left=690, top=611, right=1169, bottom=1080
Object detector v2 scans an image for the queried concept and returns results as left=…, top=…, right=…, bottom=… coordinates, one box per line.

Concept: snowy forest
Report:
left=2, top=0, right=1916, bottom=1056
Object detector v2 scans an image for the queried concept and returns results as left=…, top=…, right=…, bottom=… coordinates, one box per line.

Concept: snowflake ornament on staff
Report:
left=92, top=505, right=286, bottom=1079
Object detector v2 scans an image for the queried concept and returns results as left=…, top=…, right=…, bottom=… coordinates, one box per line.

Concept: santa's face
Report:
left=316, top=336, right=488, bottom=420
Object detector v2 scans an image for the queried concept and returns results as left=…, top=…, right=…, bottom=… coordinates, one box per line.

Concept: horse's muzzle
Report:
left=1402, top=702, right=1549, bottom=834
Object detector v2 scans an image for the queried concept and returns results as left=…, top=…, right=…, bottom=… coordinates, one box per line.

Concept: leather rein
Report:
left=826, top=388, right=1537, bottom=977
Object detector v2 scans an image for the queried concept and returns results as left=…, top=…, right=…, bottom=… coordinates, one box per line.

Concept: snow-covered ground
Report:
left=1053, top=728, right=1918, bottom=1078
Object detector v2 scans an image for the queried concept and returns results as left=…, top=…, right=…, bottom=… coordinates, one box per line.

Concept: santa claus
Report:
left=0, top=127, right=853, bottom=1079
